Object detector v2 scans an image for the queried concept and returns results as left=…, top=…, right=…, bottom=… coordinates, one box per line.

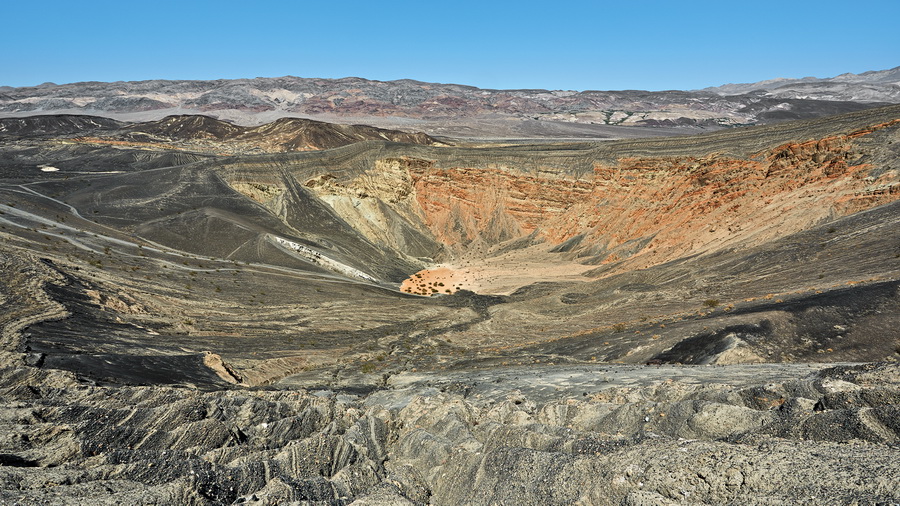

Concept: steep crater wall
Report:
left=305, top=120, right=900, bottom=289
left=193, top=107, right=900, bottom=294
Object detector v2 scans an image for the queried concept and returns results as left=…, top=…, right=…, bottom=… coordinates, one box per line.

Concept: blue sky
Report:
left=2, top=0, right=898, bottom=91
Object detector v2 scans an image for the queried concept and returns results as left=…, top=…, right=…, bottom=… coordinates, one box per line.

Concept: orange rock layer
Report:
left=400, top=121, right=900, bottom=294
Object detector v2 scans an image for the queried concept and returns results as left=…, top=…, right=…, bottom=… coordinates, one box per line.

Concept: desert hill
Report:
left=0, top=114, right=124, bottom=135
left=124, top=115, right=440, bottom=151
left=0, top=113, right=441, bottom=156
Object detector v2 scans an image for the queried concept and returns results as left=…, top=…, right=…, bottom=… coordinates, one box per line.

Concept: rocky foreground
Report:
left=1, top=344, right=898, bottom=504
left=0, top=250, right=897, bottom=504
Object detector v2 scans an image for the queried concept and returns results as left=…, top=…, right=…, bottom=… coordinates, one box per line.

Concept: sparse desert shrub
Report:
left=613, top=323, right=627, bottom=332
left=704, top=299, right=720, bottom=308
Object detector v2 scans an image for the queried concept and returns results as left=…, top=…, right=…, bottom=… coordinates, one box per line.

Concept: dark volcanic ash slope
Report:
left=0, top=113, right=441, bottom=159
left=0, top=105, right=899, bottom=503
left=124, top=115, right=441, bottom=151
left=0, top=114, right=124, bottom=136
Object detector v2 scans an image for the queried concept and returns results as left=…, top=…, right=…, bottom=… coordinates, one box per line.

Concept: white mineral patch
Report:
left=40, top=166, right=59, bottom=172
left=271, top=235, right=378, bottom=283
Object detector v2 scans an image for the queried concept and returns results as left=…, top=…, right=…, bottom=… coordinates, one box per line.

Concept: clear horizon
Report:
left=3, top=65, right=899, bottom=93
left=2, top=0, right=898, bottom=91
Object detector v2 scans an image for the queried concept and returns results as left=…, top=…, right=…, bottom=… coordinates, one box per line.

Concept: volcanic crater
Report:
left=0, top=104, right=899, bottom=504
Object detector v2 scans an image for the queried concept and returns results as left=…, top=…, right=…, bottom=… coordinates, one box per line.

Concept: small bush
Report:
left=703, top=299, right=720, bottom=308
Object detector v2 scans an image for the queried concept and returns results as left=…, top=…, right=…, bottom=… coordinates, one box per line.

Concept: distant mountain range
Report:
left=1, top=67, right=897, bottom=138
left=701, top=66, right=900, bottom=101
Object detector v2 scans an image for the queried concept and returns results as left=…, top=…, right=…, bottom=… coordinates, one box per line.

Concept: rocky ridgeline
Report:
left=2, top=69, right=897, bottom=131
left=0, top=114, right=440, bottom=154
left=0, top=115, right=124, bottom=135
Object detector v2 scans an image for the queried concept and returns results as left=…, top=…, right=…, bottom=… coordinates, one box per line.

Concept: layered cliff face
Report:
left=290, top=116, right=900, bottom=294
left=304, top=158, right=440, bottom=259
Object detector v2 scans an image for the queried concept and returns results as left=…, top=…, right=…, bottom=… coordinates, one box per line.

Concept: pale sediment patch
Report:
left=400, top=265, right=477, bottom=296
left=202, top=351, right=244, bottom=385
left=401, top=246, right=595, bottom=296
left=270, top=235, right=378, bottom=283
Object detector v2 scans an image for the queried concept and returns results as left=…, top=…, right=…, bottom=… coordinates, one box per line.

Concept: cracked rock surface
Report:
left=0, top=359, right=898, bottom=504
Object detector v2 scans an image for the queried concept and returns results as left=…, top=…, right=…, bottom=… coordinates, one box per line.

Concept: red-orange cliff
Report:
left=395, top=120, right=900, bottom=294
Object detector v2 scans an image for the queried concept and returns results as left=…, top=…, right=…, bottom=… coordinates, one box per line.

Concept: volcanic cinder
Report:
left=0, top=92, right=899, bottom=504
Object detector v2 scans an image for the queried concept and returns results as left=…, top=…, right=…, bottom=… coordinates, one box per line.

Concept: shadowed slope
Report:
left=123, top=114, right=441, bottom=151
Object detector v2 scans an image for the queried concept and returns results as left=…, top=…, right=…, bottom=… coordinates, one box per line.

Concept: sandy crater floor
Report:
left=401, top=247, right=596, bottom=296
